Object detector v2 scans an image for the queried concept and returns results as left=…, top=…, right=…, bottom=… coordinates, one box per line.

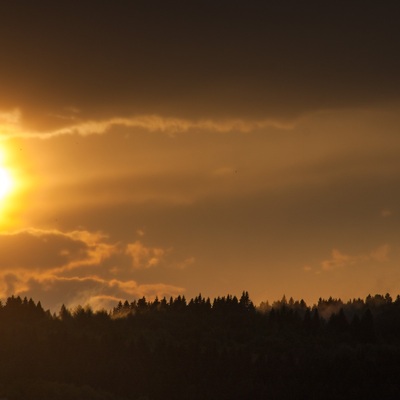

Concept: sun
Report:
left=0, top=166, right=13, bottom=200
left=0, top=144, right=27, bottom=227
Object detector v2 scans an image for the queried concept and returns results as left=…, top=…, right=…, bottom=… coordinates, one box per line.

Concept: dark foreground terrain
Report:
left=1, top=292, right=400, bottom=399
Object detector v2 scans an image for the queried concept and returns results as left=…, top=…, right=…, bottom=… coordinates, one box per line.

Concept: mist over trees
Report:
left=1, top=292, right=400, bottom=399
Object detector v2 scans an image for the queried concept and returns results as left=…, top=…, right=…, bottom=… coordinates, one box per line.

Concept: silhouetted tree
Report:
left=359, top=308, right=376, bottom=343
left=1, top=292, right=400, bottom=399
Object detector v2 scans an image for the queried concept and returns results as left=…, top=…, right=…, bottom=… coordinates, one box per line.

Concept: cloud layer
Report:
left=0, top=228, right=186, bottom=311
left=1, top=2, right=400, bottom=131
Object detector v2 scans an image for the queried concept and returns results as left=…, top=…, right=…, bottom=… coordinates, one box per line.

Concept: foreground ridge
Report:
left=1, top=292, right=400, bottom=399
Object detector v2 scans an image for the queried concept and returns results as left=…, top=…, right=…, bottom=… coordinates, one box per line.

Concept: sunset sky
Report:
left=1, top=1, right=400, bottom=311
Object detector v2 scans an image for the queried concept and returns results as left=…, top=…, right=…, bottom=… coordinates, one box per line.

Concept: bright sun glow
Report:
left=0, top=144, right=27, bottom=228
left=0, top=147, right=14, bottom=202
left=0, top=167, right=13, bottom=199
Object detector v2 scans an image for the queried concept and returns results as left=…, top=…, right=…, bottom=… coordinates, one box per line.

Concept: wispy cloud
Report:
left=50, top=115, right=294, bottom=137
left=321, top=249, right=359, bottom=271
left=126, top=240, right=167, bottom=269
left=0, top=108, right=294, bottom=139
left=320, top=244, right=390, bottom=271
left=0, top=108, right=22, bottom=137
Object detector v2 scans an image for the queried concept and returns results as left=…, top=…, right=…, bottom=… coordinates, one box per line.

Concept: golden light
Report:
left=0, top=140, right=36, bottom=230
left=0, top=166, right=12, bottom=199
left=0, top=144, right=21, bottom=227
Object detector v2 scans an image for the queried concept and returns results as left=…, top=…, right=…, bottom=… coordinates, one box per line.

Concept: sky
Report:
left=0, top=1, right=400, bottom=311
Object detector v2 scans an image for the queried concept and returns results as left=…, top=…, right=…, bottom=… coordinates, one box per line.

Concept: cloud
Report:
left=0, top=228, right=94, bottom=271
left=48, top=115, right=294, bottom=137
left=0, top=109, right=295, bottom=140
left=321, top=249, right=359, bottom=271
left=0, top=228, right=185, bottom=273
left=0, top=109, right=22, bottom=137
left=321, top=244, right=390, bottom=271
left=0, top=273, right=27, bottom=297
left=126, top=240, right=167, bottom=269
left=15, top=275, right=184, bottom=311
left=0, top=228, right=189, bottom=310
left=2, top=1, right=399, bottom=129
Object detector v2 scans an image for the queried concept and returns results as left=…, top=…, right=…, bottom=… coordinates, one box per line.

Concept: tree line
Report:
left=1, top=292, right=400, bottom=399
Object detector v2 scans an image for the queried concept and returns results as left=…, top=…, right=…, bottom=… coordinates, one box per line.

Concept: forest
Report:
left=1, top=292, right=400, bottom=400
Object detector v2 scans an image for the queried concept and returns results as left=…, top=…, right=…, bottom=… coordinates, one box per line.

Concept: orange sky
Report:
left=0, top=1, right=400, bottom=311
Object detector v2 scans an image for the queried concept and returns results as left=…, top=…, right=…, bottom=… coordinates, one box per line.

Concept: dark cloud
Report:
left=0, top=1, right=399, bottom=129
left=0, top=229, right=90, bottom=270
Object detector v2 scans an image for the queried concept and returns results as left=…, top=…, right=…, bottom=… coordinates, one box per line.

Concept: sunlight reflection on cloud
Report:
left=0, top=228, right=189, bottom=310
